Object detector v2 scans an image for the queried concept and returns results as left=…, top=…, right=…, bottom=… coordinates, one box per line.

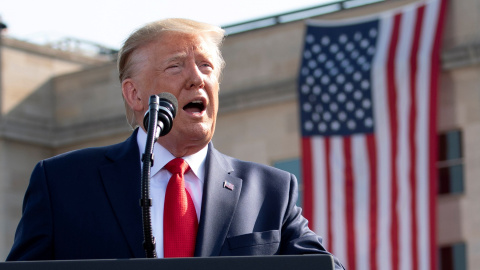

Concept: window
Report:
left=439, top=242, right=467, bottom=270
left=273, top=158, right=303, bottom=206
left=437, top=130, right=464, bottom=194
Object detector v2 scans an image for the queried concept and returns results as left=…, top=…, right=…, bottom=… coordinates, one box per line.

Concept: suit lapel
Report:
left=99, top=130, right=145, bottom=258
left=194, top=144, right=242, bottom=256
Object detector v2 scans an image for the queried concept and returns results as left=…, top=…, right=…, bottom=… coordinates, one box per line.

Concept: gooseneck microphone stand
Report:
left=140, top=95, right=160, bottom=258
left=140, top=93, right=177, bottom=258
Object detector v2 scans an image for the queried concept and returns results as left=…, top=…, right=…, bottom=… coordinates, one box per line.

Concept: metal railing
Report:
left=222, top=0, right=389, bottom=35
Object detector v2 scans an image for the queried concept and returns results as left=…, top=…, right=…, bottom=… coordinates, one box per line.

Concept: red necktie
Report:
left=163, top=158, right=198, bottom=257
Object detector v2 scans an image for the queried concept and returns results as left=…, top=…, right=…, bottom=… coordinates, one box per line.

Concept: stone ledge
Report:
left=0, top=36, right=111, bottom=66
left=0, top=115, right=131, bottom=147
left=219, top=78, right=298, bottom=115
left=442, top=42, right=480, bottom=70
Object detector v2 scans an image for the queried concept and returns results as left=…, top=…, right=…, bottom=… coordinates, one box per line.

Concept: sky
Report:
left=0, top=0, right=337, bottom=50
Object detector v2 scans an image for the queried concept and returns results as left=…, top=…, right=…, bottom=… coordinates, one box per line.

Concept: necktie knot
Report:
left=165, top=158, right=190, bottom=175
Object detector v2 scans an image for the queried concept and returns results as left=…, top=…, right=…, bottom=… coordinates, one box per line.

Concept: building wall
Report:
left=0, top=37, right=113, bottom=259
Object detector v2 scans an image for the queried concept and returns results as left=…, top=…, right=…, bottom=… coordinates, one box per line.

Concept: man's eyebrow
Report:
left=164, top=52, right=188, bottom=63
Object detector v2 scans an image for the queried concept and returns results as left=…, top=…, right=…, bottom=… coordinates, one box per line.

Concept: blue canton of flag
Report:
left=298, top=20, right=379, bottom=137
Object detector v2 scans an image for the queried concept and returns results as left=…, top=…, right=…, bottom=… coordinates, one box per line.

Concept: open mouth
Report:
left=183, top=100, right=206, bottom=114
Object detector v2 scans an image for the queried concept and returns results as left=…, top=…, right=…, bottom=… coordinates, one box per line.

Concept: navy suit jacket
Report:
left=7, top=130, right=343, bottom=269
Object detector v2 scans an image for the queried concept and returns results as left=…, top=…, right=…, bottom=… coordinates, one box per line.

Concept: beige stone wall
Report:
left=214, top=100, right=301, bottom=164
left=442, top=64, right=480, bottom=267
left=0, top=37, right=113, bottom=260
left=437, top=0, right=480, bottom=267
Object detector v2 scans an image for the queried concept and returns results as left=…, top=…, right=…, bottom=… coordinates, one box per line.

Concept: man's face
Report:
left=128, top=32, right=220, bottom=156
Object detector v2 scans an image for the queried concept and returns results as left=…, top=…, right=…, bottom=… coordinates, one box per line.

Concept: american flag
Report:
left=297, top=1, right=447, bottom=270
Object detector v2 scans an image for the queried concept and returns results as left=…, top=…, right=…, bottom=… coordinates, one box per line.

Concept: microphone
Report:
left=140, top=92, right=178, bottom=258
left=143, top=92, right=178, bottom=137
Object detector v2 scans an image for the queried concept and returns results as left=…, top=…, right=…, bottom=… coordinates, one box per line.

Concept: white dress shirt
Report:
left=137, top=128, right=207, bottom=257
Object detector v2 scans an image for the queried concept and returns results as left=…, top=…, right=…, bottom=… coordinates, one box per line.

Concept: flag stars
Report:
left=367, top=46, right=376, bottom=55
left=330, top=102, right=339, bottom=112
left=345, top=83, right=354, bottom=92
left=318, top=53, right=327, bottom=63
left=330, top=44, right=339, bottom=53
left=304, top=50, right=312, bottom=59
left=351, top=50, right=360, bottom=59
left=305, top=121, right=314, bottom=131
left=355, top=108, right=365, bottom=119
left=365, top=117, right=374, bottom=128
left=326, top=60, right=335, bottom=69
left=353, top=72, right=362, bottom=81
left=321, top=75, right=330, bottom=85
left=345, top=66, right=355, bottom=74
left=360, top=39, right=370, bottom=48
left=303, top=103, right=312, bottom=112
left=306, top=76, right=315, bottom=85
left=354, top=32, right=362, bottom=41
left=300, top=22, right=377, bottom=136
left=329, top=67, right=339, bottom=76
left=329, top=84, right=338, bottom=93
left=347, top=120, right=356, bottom=130
left=362, top=63, right=371, bottom=71
left=318, top=122, right=327, bottom=132
left=322, top=93, right=331, bottom=102
left=301, top=84, right=310, bottom=94
left=361, top=80, right=370, bottom=89
left=357, top=55, right=367, bottom=65
left=363, top=99, right=372, bottom=109
left=354, top=90, right=363, bottom=100
left=338, top=111, right=347, bottom=121
left=346, top=101, right=355, bottom=111
left=321, top=36, right=330, bottom=45
left=323, top=111, right=332, bottom=121
left=331, top=121, right=341, bottom=131
left=346, top=42, right=355, bottom=51
left=301, top=67, right=309, bottom=76
left=306, top=34, right=315, bottom=44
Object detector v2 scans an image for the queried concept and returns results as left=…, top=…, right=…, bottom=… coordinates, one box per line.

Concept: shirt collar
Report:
left=136, top=128, right=208, bottom=182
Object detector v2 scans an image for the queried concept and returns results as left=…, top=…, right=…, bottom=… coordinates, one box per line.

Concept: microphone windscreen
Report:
left=157, top=92, right=178, bottom=114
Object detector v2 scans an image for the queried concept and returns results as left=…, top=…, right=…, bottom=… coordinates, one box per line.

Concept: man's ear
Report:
left=122, top=79, right=144, bottom=112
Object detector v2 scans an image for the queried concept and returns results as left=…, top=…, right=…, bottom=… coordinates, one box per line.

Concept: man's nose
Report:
left=185, top=64, right=205, bottom=90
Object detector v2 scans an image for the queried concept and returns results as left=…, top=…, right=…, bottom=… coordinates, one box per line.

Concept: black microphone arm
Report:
left=140, top=93, right=178, bottom=258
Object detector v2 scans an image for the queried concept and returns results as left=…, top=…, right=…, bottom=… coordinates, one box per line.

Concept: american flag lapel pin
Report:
left=223, top=181, right=234, bottom=191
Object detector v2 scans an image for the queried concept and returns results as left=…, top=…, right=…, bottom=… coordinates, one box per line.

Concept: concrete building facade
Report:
left=0, top=0, right=478, bottom=269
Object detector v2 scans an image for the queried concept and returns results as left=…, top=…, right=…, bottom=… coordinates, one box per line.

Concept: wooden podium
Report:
left=1, top=255, right=335, bottom=270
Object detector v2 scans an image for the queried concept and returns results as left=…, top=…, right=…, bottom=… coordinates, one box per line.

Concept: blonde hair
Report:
left=117, top=18, right=226, bottom=128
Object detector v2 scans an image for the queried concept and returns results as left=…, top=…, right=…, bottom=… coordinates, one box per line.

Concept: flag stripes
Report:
left=298, top=1, right=447, bottom=269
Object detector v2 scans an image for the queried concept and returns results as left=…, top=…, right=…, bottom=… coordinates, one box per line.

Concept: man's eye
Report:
left=199, top=63, right=213, bottom=70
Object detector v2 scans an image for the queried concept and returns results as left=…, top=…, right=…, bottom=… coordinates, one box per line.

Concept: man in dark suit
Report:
left=7, top=18, right=344, bottom=269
